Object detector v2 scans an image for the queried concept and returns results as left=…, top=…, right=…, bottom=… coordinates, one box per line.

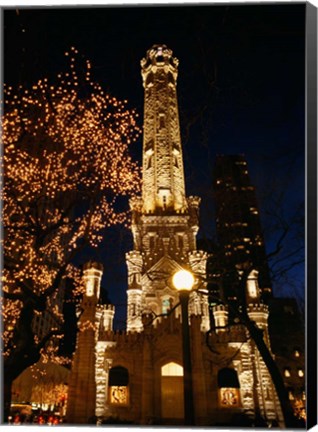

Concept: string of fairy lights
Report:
left=1, top=47, right=142, bottom=361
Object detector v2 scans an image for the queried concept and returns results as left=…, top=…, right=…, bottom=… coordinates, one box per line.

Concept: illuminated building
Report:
left=213, top=155, right=272, bottom=305
left=66, top=46, right=285, bottom=426
left=268, top=298, right=306, bottom=421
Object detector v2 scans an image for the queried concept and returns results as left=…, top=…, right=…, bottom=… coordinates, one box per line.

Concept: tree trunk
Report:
left=3, top=374, right=14, bottom=423
left=234, top=268, right=302, bottom=428
left=244, top=315, right=302, bottom=428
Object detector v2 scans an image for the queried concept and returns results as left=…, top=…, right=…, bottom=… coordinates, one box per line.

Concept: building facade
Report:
left=212, top=154, right=272, bottom=306
left=268, top=298, right=306, bottom=421
left=66, top=46, right=285, bottom=427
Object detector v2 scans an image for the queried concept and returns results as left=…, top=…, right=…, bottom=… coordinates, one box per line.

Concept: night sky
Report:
left=3, top=4, right=305, bottom=328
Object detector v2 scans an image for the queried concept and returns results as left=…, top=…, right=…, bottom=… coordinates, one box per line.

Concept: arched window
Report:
left=161, top=362, right=183, bottom=376
left=218, top=368, right=241, bottom=408
left=108, top=366, right=129, bottom=405
left=162, top=297, right=173, bottom=314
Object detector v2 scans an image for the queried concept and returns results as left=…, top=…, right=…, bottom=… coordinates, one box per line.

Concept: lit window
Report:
left=158, top=113, right=165, bottom=129
left=161, top=362, right=183, bottom=376
left=218, top=368, right=241, bottom=408
left=162, top=298, right=170, bottom=314
left=284, top=368, right=291, bottom=378
left=298, top=369, right=304, bottom=378
left=288, top=391, right=294, bottom=400
left=110, top=386, right=129, bottom=405
left=219, top=388, right=240, bottom=407
left=109, top=366, right=129, bottom=405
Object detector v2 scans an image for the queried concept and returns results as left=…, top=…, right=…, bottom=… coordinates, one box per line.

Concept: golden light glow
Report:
left=161, top=362, right=183, bottom=376
left=1, top=47, right=141, bottom=362
left=172, top=269, right=194, bottom=291
left=219, top=388, right=240, bottom=407
left=109, top=386, right=129, bottom=405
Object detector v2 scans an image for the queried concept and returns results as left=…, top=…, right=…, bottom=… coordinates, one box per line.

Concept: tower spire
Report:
left=140, top=45, right=186, bottom=213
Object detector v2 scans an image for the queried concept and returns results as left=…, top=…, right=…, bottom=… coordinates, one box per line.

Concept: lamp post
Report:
left=172, top=269, right=195, bottom=426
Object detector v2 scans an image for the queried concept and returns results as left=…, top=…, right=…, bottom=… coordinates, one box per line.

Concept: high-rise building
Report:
left=213, top=154, right=272, bottom=304
left=268, top=298, right=305, bottom=420
left=66, top=46, right=287, bottom=427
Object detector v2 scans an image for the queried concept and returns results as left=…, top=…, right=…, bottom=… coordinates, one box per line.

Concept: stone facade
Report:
left=66, top=46, right=284, bottom=427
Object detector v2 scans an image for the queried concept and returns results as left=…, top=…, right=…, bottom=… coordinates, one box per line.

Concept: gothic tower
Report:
left=126, top=45, right=209, bottom=332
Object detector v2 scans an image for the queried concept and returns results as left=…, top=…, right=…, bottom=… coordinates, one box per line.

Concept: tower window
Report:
left=174, top=155, right=179, bottom=168
left=158, top=114, right=165, bottom=129
left=163, top=195, right=167, bottom=210
left=147, top=155, right=153, bottom=169
left=149, top=236, right=155, bottom=249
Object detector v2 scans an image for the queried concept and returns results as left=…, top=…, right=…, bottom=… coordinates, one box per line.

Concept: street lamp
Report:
left=172, top=269, right=195, bottom=426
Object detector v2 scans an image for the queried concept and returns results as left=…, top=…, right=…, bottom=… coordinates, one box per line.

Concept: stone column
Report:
left=141, top=314, right=155, bottom=424
left=190, top=315, right=208, bottom=424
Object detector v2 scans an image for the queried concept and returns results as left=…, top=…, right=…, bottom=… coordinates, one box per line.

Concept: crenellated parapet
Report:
left=209, top=323, right=246, bottom=344
left=247, top=303, right=269, bottom=329
left=99, top=329, right=147, bottom=350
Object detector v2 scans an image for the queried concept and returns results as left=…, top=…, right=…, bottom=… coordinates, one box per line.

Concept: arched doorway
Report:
left=161, top=362, right=184, bottom=422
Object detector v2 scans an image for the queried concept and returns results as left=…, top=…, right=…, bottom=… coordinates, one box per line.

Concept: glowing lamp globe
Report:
left=172, top=270, right=194, bottom=292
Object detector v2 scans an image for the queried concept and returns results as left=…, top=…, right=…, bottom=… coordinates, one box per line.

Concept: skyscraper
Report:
left=213, top=154, right=272, bottom=304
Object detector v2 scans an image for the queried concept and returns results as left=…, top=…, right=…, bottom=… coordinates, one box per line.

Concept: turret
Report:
left=83, top=261, right=103, bottom=300
left=102, top=304, right=115, bottom=332
left=212, top=304, right=229, bottom=333
left=246, top=269, right=261, bottom=303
